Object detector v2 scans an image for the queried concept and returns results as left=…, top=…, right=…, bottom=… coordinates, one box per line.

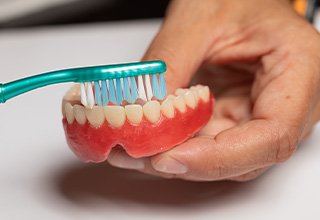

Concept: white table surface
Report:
left=0, top=20, right=319, bottom=220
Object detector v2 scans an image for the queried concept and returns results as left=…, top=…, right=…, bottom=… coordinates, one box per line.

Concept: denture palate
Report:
left=63, top=85, right=211, bottom=128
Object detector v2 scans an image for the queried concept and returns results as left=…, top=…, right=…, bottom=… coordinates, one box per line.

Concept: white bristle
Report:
left=120, top=78, right=124, bottom=91
left=87, top=82, right=95, bottom=108
left=144, top=74, right=153, bottom=100
left=80, top=83, right=88, bottom=107
left=113, top=79, right=117, bottom=89
left=128, top=77, right=132, bottom=88
left=137, top=75, right=147, bottom=101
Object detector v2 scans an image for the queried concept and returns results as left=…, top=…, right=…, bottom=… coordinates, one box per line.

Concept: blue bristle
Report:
left=130, top=76, right=138, bottom=101
left=108, top=79, right=117, bottom=104
left=152, top=74, right=161, bottom=99
left=101, top=80, right=109, bottom=106
left=94, top=81, right=102, bottom=106
left=116, top=78, right=123, bottom=105
left=123, top=77, right=133, bottom=103
left=159, top=73, right=167, bottom=99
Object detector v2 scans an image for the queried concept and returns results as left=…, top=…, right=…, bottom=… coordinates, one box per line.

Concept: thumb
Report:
left=142, top=6, right=210, bottom=93
left=150, top=119, right=294, bottom=181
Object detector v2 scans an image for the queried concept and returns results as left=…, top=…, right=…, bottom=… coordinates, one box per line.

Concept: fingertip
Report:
left=107, top=148, right=145, bottom=170
left=151, top=154, right=188, bottom=174
left=150, top=136, right=214, bottom=176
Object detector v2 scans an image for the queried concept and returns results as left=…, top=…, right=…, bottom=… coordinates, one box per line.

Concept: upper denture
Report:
left=63, top=85, right=211, bottom=128
left=62, top=84, right=214, bottom=161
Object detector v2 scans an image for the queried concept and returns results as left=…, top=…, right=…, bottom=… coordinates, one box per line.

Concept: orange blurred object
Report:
left=293, top=0, right=308, bottom=16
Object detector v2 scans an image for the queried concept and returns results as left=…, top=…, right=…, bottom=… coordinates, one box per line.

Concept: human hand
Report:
left=108, top=0, right=320, bottom=181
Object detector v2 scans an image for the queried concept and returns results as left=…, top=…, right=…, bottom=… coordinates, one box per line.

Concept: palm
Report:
left=192, top=63, right=255, bottom=138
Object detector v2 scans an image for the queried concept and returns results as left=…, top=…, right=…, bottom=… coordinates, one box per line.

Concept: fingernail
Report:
left=108, top=153, right=145, bottom=170
left=152, top=157, right=188, bottom=174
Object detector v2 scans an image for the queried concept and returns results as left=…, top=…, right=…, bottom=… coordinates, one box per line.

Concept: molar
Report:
left=160, top=98, right=175, bottom=119
left=63, top=85, right=81, bottom=102
left=175, top=88, right=188, bottom=96
left=62, top=85, right=81, bottom=117
left=73, top=104, right=87, bottom=125
left=166, top=94, right=176, bottom=100
left=104, top=106, right=126, bottom=128
left=65, top=102, right=75, bottom=124
left=125, top=104, right=143, bottom=125
left=173, top=95, right=186, bottom=113
left=190, top=86, right=199, bottom=103
left=198, top=86, right=210, bottom=102
left=183, top=91, right=197, bottom=109
left=85, top=106, right=105, bottom=128
left=143, top=100, right=161, bottom=123
left=62, top=100, right=67, bottom=117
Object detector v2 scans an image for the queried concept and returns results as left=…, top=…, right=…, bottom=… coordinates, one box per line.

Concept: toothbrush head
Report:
left=79, top=60, right=167, bottom=108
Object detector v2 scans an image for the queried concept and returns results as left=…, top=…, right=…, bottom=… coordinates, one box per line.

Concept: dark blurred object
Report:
left=0, top=0, right=169, bottom=29
left=306, top=0, right=319, bottom=22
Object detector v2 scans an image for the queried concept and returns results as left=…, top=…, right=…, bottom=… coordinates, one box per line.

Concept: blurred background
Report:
left=0, top=0, right=169, bottom=28
left=0, top=0, right=319, bottom=30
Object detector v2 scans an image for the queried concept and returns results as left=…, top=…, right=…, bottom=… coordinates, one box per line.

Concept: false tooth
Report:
left=62, top=85, right=81, bottom=116
left=175, top=88, right=188, bottom=96
left=173, top=96, right=186, bottom=113
left=85, top=106, right=105, bottom=128
left=73, top=104, right=87, bottom=125
left=104, top=106, right=126, bottom=128
left=198, top=86, right=210, bottom=102
left=143, top=101, right=161, bottom=123
left=160, top=98, right=175, bottom=118
left=64, top=84, right=81, bottom=100
left=125, top=105, right=143, bottom=125
left=190, top=86, right=199, bottom=103
left=65, top=103, right=75, bottom=124
left=204, top=86, right=210, bottom=98
left=183, top=91, right=197, bottom=109
left=166, top=94, right=176, bottom=100
left=62, top=100, right=67, bottom=117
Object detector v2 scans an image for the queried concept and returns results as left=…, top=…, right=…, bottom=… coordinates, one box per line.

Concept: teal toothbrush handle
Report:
left=0, top=70, right=76, bottom=103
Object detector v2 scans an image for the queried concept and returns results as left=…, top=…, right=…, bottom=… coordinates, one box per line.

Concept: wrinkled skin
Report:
left=107, top=0, right=320, bottom=181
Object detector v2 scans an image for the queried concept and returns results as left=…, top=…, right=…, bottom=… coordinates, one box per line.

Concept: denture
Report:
left=62, top=85, right=214, bottom=162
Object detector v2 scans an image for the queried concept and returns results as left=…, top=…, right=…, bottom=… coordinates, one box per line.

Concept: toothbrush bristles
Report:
left=80, top=73, right=167, bottom=108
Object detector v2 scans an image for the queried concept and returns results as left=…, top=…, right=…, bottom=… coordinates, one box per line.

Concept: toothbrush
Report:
left=0, top=60, right=167, bottom=107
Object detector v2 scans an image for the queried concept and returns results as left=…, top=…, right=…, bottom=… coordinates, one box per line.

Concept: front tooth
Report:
left=198, top=86, right=210, bottom=102
left=175, top=88, right=187, bottom=96
left=125, top=105, right=143, bottom=125
left=104, top=106, right=126, bottom=128
left=65, top=103, right=75, bottom=124
left=183, top=91, right=197, bottom=109
left=143, top=101, right=161, bottom=123
left=173, top=96, right=186, bottom=113
left=85, top=106, right=105, bottom=128
left=161, top=98, right=175, bottom=118
left=73, top=104, right=87, bottom=125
